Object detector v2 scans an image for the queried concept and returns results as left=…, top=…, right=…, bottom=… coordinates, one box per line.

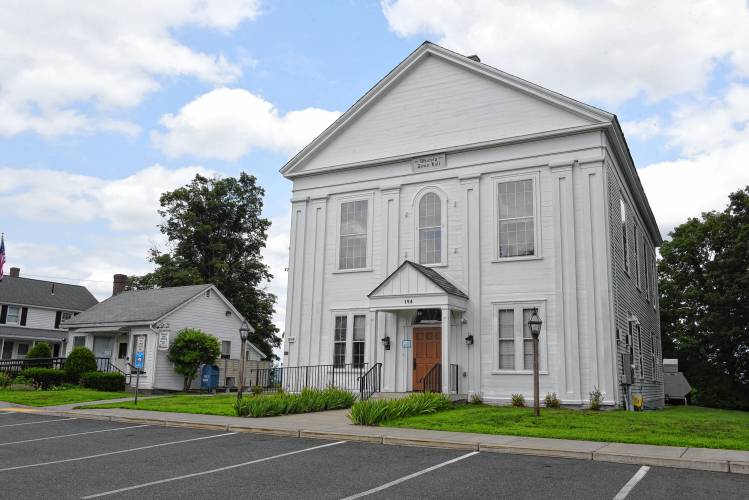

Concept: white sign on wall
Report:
left=157, top=331, right=170, bottom=351
left=411, top=153, right=446, bottom=173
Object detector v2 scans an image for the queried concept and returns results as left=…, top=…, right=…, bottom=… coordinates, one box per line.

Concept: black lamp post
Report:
left=238, top=320, right=251, bottom=402
left=527, top=309, right=543, bottom=417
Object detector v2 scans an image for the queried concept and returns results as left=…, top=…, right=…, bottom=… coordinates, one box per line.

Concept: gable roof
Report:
left=369, top=260, right=468, bottom=299
left=0, top=276, right=98, bottom=311
left=64, top=284, right=213, bottom=326
left=281, top=41, right=612, bottom=179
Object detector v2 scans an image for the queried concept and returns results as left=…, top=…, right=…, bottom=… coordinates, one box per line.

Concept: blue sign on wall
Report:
left=134, top=351, right=145, bottom=369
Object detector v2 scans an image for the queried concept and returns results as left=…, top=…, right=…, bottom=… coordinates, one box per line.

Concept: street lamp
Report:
left=527, top=309, right=543, bottom=417
left=237, top=320, right=251, bottom=402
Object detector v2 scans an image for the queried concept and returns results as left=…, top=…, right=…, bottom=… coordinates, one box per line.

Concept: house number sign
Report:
left=410, top=153, right=446, bottom=173
left=404, top=298, right=414, bottom=304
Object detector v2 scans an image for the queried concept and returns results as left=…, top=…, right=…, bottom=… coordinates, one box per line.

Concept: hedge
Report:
left=18, top=368, right=66, bottom=390
left=80, top=371, right=126, bottom=392
left=64, top=347, right=97, bottom=384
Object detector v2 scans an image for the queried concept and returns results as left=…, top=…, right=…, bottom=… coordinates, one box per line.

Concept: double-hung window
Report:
left=333, top=312, right=367, bottom=367
left=633, top=226, right=640, bottom=288
left=339, top=199, right=368, bottom=270
left=495, top=304, right=544, bottom=372
left=333, top=316, right=347, bottom=367
left=6, top=306, right=20, bottom=324
left=497, top=179, right=535, bottom=258
left=417, top=193, right=442, bottom=265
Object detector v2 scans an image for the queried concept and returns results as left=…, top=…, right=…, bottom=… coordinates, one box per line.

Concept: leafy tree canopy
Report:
left=128, top=173, right=280, bottom=359
left=26, top=342, right=52, bottom=359
left=167, top=328, right=221, bottom=392
left=658, top=186, right=749, bottom=409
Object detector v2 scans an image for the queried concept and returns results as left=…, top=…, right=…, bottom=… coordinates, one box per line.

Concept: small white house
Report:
left=63, top=279, right=264, bottom=391
left=281, top=42, right=664, bottom=408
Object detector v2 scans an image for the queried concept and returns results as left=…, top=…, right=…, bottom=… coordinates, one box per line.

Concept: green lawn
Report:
left=383, top=405, right=749, bottom=451
left=83, top=393, right=238, bottom=416
left=0, top=388, right=130, bottom=407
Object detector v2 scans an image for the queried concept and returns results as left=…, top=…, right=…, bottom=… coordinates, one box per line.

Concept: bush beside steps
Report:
left=80, top=371, right=126, bottom=392
left=349, top=392, right=452, bottom=426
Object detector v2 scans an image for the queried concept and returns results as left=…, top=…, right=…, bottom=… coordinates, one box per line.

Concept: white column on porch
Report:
left=441, top=306, right=450, bottom=393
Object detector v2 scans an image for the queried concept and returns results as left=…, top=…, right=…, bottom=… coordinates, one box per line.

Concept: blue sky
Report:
left=2, top=1, right=748, bottom=331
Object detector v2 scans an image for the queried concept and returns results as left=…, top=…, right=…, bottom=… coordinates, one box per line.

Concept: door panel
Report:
left=412, top=327, right=441, bottom=391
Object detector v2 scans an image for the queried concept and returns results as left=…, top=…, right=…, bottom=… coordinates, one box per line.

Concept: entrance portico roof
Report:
left=368, top=261, right=468, bottom=311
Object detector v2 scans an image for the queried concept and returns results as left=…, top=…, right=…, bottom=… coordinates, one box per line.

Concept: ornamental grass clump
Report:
left=348, top=392, right=452, bottom=426
left=234, top=387, right=355, bottom=417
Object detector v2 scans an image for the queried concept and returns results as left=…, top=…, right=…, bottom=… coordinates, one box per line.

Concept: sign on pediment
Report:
left=411, top=153, right=446, bottom=173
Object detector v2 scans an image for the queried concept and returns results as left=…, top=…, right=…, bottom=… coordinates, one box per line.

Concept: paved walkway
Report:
left=9, top=402, right=748, bottom=475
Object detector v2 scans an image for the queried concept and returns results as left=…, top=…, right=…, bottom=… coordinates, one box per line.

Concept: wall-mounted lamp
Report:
left=381, top=336, right=391, bottom=351
left=464, top=334, right=474, bottom=346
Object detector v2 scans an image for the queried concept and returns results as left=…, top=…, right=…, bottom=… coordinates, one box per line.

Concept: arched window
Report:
left=418, top=192, right=442, bottom=264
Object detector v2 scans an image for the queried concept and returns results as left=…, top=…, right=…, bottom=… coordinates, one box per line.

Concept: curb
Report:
left=32, top=408, right=746, bottom=475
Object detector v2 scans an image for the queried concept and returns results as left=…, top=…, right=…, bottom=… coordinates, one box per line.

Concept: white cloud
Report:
left=0, top=0, right=260, bottom=137
left=622, top=117, right=662, bottom=142
left=152, top=87, right=341, bottom=160
left=0, top=164, right=210, bottom=232
left=263, top=213, right=290, bottom=339
left=640, top=141, right=749, bottom=237
left=382, top=0, right=749, bottom=105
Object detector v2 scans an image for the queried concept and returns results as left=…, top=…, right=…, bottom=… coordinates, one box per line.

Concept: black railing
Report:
left=245, top=363, right=369, bottom=394
left=449, top=363, right=459, bottom=393
left=419, top=362, right=441, bottom=393
left=359, top=363, right=382, bottom=401
left=0, top=356, right=126, bottom=379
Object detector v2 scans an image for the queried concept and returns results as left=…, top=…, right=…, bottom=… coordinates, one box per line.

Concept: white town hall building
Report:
left=281, top=42, right=664, bottom=408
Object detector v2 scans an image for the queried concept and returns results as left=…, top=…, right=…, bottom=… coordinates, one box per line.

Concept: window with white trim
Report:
left=352, top=315, right=366, bottom=368
left=73, top=336, right=86, bottom=348
left=651, top=331, right=656, bottom=380
left=418, top=192, right=442, bottom=265
left=333, top=316, right=347, bottom=367
left=633, top=225, right=640, bottom=288
left=495, top=304, right=544, bottom=372
left=497, top=179, right=535, bottom=258
left=6, top=306, right=20, bottom=324
left=620, top=198, right=629, bottom=272
left=636, top=324, right=643, bottom=377
left=17, top=343, right=30, bottom=357
left=221, top=341, right=231, bottom=359
left=644, top=246, right=650, bottom=300
left=339, top=199, right=368, bottom=270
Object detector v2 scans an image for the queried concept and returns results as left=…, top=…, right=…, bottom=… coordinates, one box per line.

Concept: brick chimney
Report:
left=9, top=267, right=20, bottom=278
left=112, top=274, right=127, bottom=296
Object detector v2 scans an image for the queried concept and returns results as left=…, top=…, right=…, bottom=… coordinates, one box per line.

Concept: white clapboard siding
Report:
left=371, top=264, right=444, bottom=297
left=23, top=307, right=58, bottom=330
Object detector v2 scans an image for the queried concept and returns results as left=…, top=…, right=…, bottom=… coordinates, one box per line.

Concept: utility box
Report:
left=201, top=364, right=219, bottom=392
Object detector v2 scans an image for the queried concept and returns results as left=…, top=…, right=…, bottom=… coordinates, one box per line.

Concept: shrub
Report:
left=251, top=384, right=263, bottom=396
left=80, top=371, right=126, bottom=392
left=64, top=347, right=97, bottom=384
left=0, top=372, right=11, bottom=389
left=26, top=342, right=52, bottom=359
left=469, top=392, right=483, bottom=405
left=544, top=392, right=561, bottom=408
left=167, top=329, right=221, bottom=392
left=18, top=368, right=65, bottom=390
left=511, top=393, right=526, bottom=407
left=589, top=387, right=604, bottom=410
left=348, top=392, right=452, bottom=426
left=235, top=387, right=355, bottom=417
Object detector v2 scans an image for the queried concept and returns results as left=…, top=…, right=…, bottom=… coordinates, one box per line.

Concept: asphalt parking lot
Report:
left=1, top=411, right=747, bottom=499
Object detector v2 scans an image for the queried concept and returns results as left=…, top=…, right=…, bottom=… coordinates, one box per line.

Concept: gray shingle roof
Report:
left=64, top=284, right=212, bottom=326
left=0, top=325, right=67, bottom=341
left=369, top=260, right=469, bottom=299
left=0, top=276, right=98, bottom=311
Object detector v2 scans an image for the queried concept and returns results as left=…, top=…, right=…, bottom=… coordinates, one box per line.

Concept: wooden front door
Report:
left=412, top=327, right=441, bottom=391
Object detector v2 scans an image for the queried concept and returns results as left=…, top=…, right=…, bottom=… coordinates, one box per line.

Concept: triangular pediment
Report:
left=282, top=42, right=612, bottom=177
left=369, top=261, right=467, bottom=299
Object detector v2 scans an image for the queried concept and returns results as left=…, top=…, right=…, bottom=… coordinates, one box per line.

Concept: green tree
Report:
left=658, top=186, right=749, bottom=409
left=26, top=342, right=52, bottom=358
left=167, top=328, right=221, bottom=392
left=128, top=173, right=279, bottom=358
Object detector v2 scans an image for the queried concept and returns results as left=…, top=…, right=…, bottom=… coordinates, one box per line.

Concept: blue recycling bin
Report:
left=200, top=364, right=219, bottom=391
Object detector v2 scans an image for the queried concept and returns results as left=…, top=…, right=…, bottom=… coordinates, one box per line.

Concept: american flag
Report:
left=0, top=235, right=5, bottom=281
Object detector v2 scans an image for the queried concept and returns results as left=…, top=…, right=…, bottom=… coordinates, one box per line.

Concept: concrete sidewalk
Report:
left=11, top=405, right=749, bottom=475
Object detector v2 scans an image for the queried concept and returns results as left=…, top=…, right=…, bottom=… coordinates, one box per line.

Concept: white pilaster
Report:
left=441, top=306, right=450, bottom=393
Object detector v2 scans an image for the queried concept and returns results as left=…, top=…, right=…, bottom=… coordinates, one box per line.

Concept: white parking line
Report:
left=81, top=440, right=347, bottom=498
left=0, top=424, right=148, bottom=446
left=341, top=451, right=479, bottom=500
left=613, top=466, right=650, bottom=500
left=0, top=432, right=236, bottom=472
left=0, top=417, right=76, bottom=428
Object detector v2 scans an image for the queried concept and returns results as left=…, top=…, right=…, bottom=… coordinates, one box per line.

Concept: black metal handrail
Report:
left=419, top=362, right=441, bottom=393
left=0, top=356, right=127, bottom=379
left=449, top=363, right=459, bottom=393
left=358, top=363, right=382, bottom=401
left=244, top=363, right=369, bottom=393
